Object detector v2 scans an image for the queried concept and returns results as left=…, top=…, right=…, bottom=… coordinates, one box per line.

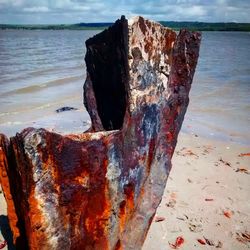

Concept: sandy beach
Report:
left=143, top=132, right=250, bottom=250
left=0, top=30, right=249, bottom=249
left=0, top=131, right=249, bottom=249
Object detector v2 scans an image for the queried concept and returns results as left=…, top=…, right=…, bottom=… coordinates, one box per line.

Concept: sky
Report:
left=0, top=0, right=250, bottom=24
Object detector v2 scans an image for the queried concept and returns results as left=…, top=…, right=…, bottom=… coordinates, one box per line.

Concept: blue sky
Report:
left=0, top=0, right=249, bottom=24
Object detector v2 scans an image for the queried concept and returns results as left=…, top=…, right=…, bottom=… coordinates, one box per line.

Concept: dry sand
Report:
left=0, top=132, right=249, bottom=249
left=143, top=133, right=250, bottom=250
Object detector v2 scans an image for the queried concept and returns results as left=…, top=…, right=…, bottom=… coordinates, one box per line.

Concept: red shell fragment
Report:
left=238, top=153, right=250, bottom=157
left=169, top=236, right=185, bottom=249
left=197, top=239, right=206, bottom=245
left=154, top=216, right=165, bottom=222
left=223, top=211, right=231, bottom=218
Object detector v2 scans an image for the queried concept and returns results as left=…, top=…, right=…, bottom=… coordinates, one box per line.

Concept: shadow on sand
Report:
left=0, top=215, right=15, bottom=249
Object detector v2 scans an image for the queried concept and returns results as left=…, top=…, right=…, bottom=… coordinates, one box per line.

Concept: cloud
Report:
left=0, top=0, right=249, bottom=24
left=23, top=6, right=49, bottom=13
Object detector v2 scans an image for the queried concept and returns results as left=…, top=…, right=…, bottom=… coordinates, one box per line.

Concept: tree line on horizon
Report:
left=1, top=21, right=250, bottom=31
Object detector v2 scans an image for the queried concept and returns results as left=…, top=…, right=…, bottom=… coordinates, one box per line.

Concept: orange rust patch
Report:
left=27, top=188, right=48, bottom=249
left=119, top=182, right=135, bottom=234
left=163, top=31, right=176, bottom=58
left=82, top=157, right=111, bottom=249
left=0, top=144, right=20, bottom=243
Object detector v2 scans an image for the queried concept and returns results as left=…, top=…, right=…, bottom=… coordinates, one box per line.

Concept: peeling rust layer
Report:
left=0, top=16, right=201, bottom=250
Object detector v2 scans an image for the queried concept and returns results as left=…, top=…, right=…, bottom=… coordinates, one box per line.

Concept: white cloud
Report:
left=179, top=5, right=206, bottom=17
left=0, top=0, right=24, bottom=7
left=23, top=6, right=49, bottom=13
left=0, top=0, right=249, bottom=24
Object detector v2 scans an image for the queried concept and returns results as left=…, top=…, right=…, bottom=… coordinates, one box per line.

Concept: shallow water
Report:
left=184, top=31, right=250, bottom=145
left=0, top=30, right=97, bottom=135
left=0, top=30, right=249, bottom=144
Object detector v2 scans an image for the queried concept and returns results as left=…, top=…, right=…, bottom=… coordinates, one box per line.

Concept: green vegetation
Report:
left=1, top=21, right=250, bottom=31
left=159, top=21, right=250, bottom=31
left=0, top=23, right=110, bottom=30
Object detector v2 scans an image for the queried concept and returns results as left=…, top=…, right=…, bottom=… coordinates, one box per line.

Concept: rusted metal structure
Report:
left=0, top=16, right=201, bottom=249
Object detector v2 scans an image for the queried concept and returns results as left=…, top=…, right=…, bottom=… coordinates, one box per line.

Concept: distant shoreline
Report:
left=1, top=21, right=250, bottom=31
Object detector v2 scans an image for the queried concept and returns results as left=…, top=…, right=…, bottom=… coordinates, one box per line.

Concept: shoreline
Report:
left=0, top=107, right=249, bottom=147
left=0, top=131, right=249, bottom=249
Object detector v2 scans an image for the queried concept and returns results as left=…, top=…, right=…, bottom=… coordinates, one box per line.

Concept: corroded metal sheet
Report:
left=0, top=16, right=201, bottom=250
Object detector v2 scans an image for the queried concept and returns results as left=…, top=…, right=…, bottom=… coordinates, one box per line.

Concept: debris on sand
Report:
left=223, top=210, right=232, bottom=218
left=188, top=223, right=203, bottom=233
left=205, top=198, right=214, bottom=201
left=176, top=148, right=199, bottom=159
left=154, top=216, right=166, bottom=222
left=197, top=238, right=206, bottom=245
left=238, top=152, right=250, bottom=157
left=197, top=238, right=223, bottom=248
left=216, top=241, right=223, bottom=248
left=219, top=158, right=232, bottom=167
left=235, top=168, right=249, bottom=174
left=169, top=236, right=185, bottom=249
left=204, top=237, right=215, bottom=246
left=55, top=106, right=78, bottom=113
left=166, top=199, right=176, bottom=208
left=235, top=231, right=250, bottom=245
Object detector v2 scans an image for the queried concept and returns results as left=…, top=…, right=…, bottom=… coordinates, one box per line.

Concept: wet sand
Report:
left=0, top=132, right=249, bottom=249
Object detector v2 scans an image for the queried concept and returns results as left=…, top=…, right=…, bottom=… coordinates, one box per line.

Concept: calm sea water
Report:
left=0, top=30, right=249, bottom=144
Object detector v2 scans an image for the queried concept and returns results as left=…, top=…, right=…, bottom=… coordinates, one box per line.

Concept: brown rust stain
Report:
left=138, top=16, right=147, bottom=35
left=144, top=36, right=154, bottom=59
left=145, top=20, right=152, bottom=29
left=147, top=138, right=156, bottom=173
left=115, top=239, right=122, bottom=250
left=118, top=182, right=135, bottom=234
left=0, top=142, right=20, bottom=243
left=131, top=47, right=142, bottom=60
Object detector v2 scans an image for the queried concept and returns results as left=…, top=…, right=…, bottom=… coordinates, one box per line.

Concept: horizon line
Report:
left=1, top=20, right=250, bottom=26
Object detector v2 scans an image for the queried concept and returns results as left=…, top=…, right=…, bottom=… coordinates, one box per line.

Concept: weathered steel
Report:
left=0, top=16, right=201, bottom=249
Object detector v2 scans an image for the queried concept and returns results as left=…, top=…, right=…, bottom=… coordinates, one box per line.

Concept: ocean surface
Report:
left=0, top=30, right=249, bottom=145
